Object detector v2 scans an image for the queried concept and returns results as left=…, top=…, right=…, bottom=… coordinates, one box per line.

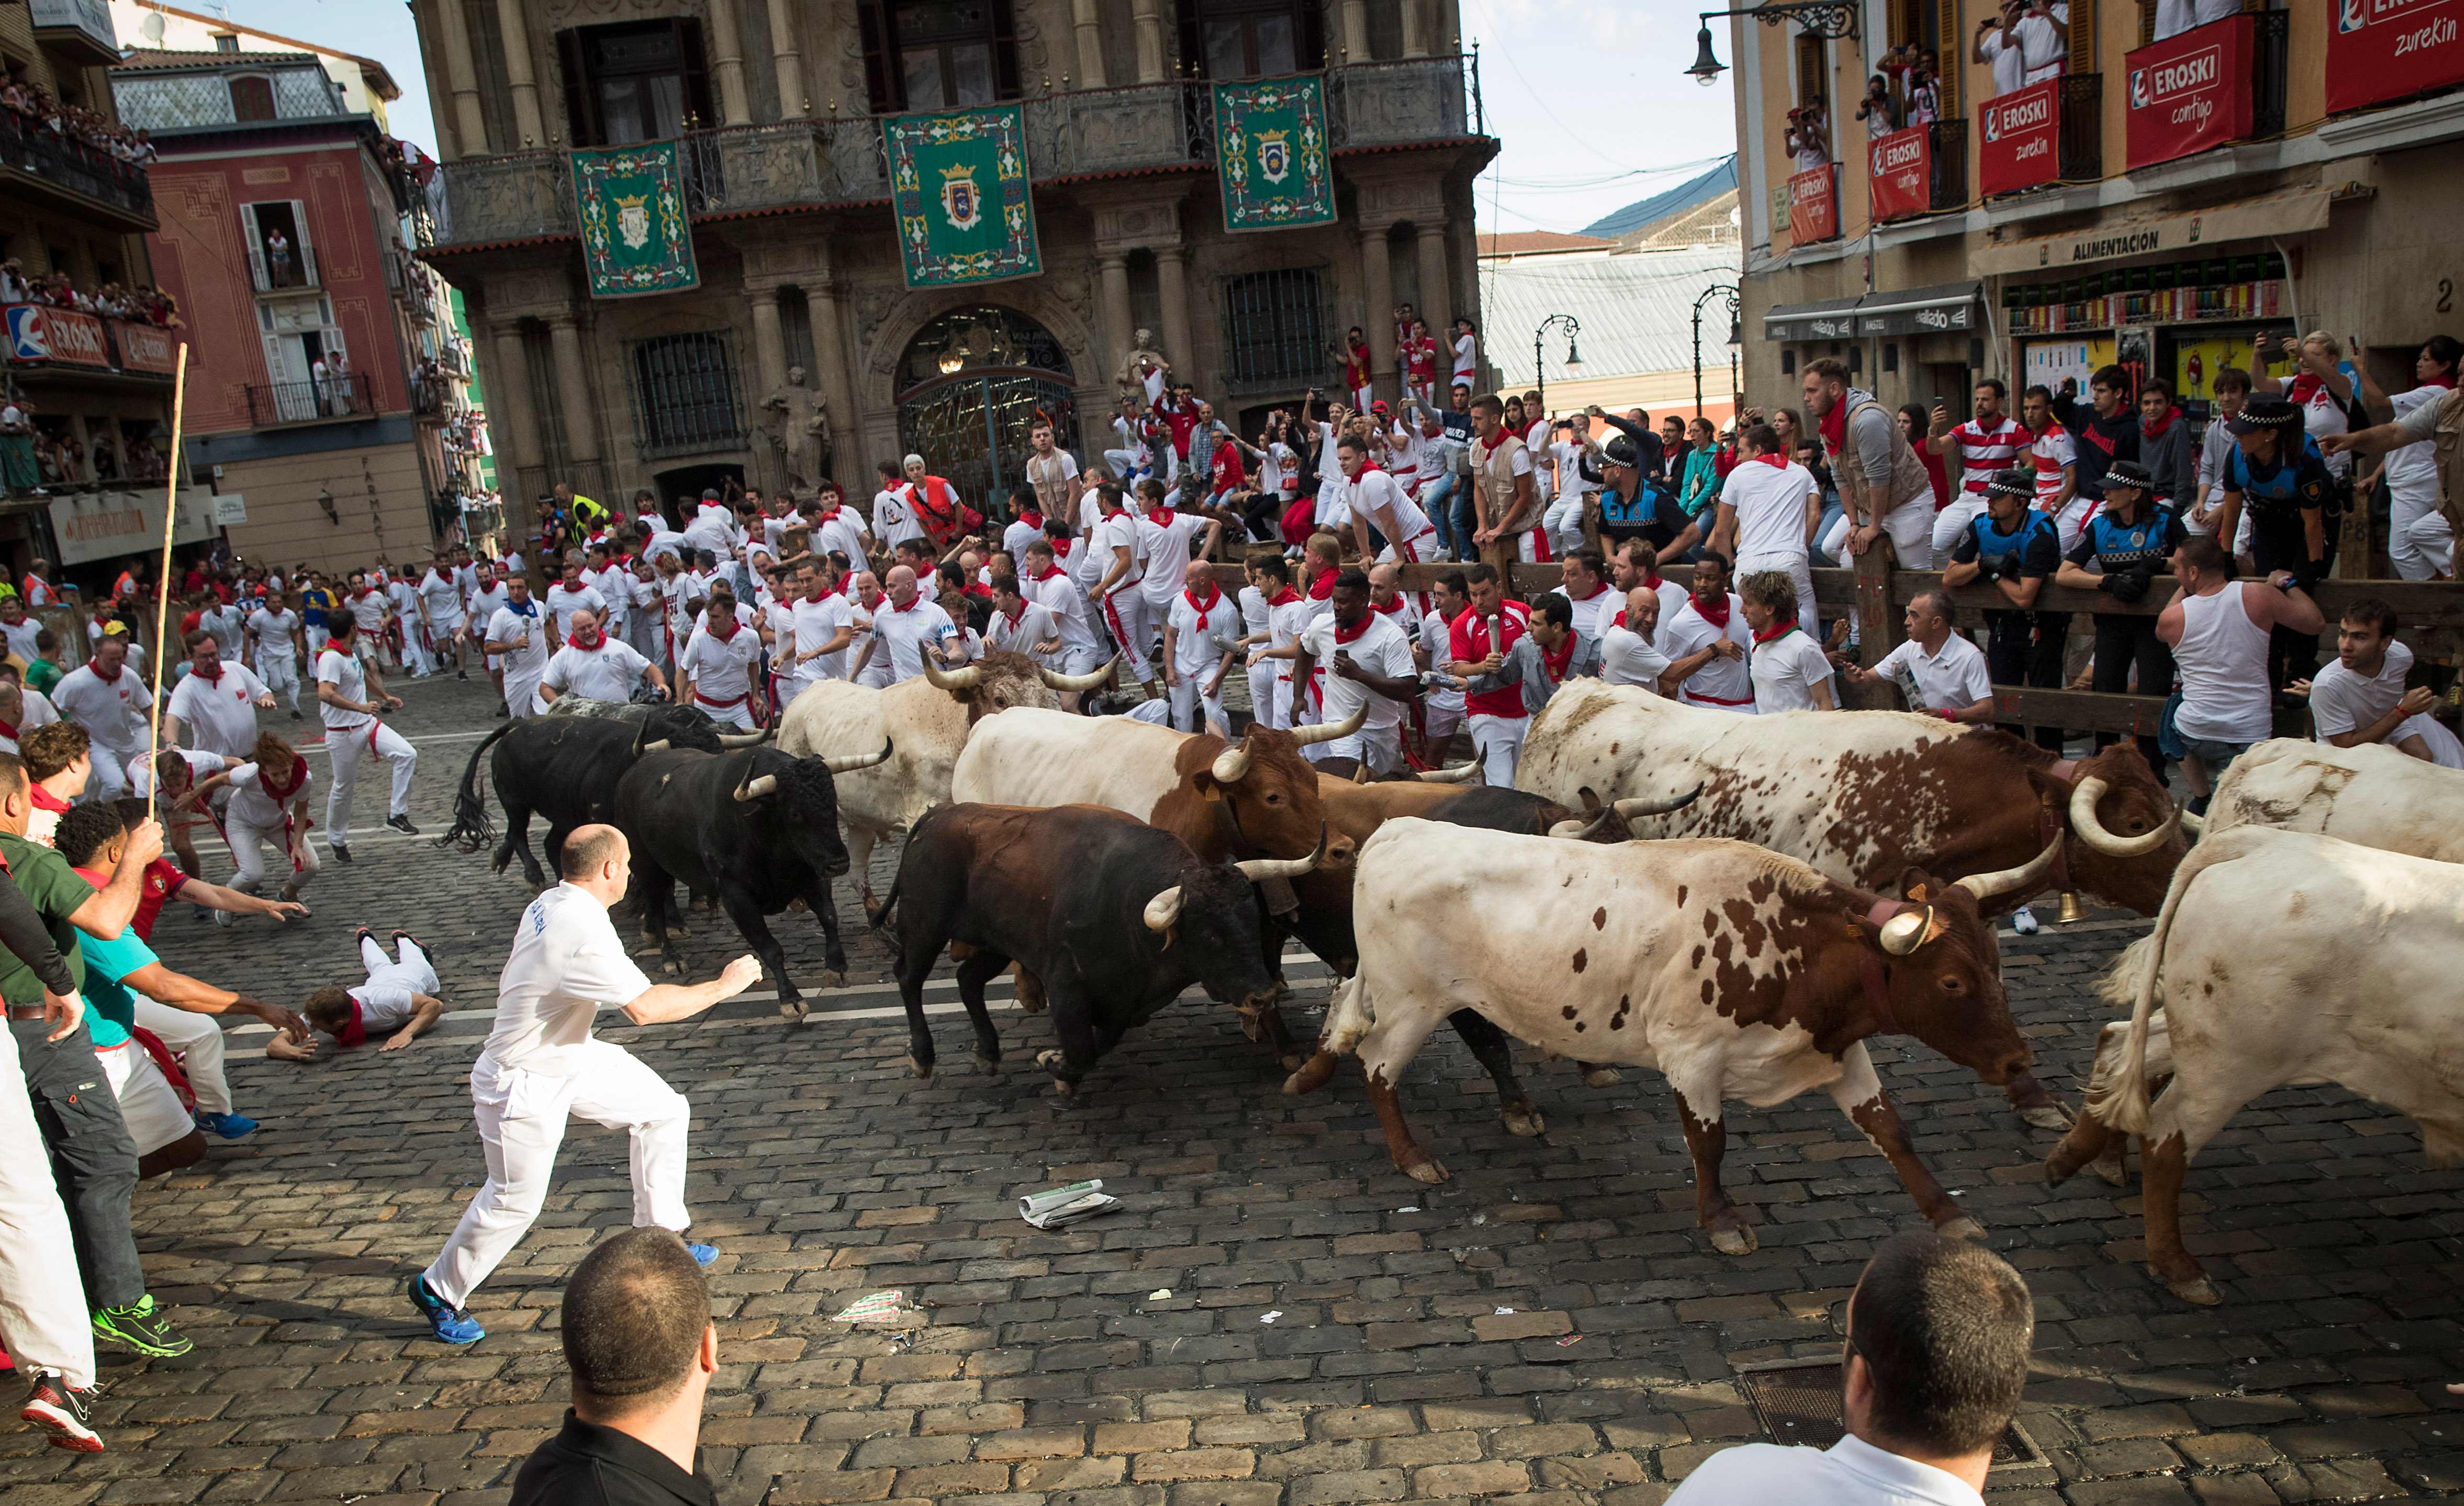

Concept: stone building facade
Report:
left=408, top=0, right=1491, bottom=534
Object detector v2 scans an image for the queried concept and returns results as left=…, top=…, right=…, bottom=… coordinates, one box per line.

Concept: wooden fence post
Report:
left=1843, top=542, right=1902, bottom=709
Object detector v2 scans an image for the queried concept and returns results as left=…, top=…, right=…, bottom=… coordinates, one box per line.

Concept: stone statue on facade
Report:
left=1116, top=328, right=1170, bottom=407
left=761, top=364, right=833, bottom=488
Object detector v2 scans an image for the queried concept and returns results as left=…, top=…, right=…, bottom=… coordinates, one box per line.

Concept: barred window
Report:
left=1219, top=268, right=1326, bottom=387
left=630, top=331, right=746, bottom=458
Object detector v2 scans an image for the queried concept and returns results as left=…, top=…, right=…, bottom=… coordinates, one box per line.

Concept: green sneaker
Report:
left=92, top=1295, right=193, bottom=1358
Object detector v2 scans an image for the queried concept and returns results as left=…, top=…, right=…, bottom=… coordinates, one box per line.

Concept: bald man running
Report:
left=408, top=823, right=760, bottom=1344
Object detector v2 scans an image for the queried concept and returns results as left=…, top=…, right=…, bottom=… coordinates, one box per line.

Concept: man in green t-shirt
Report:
left=18, top=642, right=60, bottom=699
left=0, top=753, right=194, bottom=1364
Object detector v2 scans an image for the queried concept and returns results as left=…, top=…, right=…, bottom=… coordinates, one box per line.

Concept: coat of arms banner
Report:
left=884, top=105, right=1041, bottom=289
left=1213, top=76, right=1335, bottom=232
left=572, top=140, right=699, bottom=298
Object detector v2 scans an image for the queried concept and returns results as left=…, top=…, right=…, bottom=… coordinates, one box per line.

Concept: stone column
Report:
left=1360, top=226, right=1395, bottom=400
left=1072, top=0, right=1108, bottom=86
left=546, top=314, right=600, bottom=466
left=1155, top=248, right=1194, bottom=379
left=1342, top=0, right=1370, bottom=60
left=799, top=278, right=863, bottom=487
left=1131, top=0, right=1167, bottom=83
left=1401, top=0, right=1427, bottom=58
left=749, top=287, right=790, bottom=492
left=492, top=0, right=546, bottom=147
left=1415, top=223, right=1451, bottom=352
left=433, top=0, right=490, bottom=158
left=768, top=0, right=809, bottom=117
left=487, top=319, right=542, bottom=555
left=708, top=0, right=752, bottom=126
left=1099, top=253, right=1134, bottom=375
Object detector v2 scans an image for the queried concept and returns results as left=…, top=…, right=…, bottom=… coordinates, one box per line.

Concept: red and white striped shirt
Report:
left=1945, top=416, right=2030, bottom=495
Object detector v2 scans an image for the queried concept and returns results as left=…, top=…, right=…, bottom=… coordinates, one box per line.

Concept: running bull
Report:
left=440, top=706, right=746, bottom=887
left=1518, top=679, right=2185, bottom=1127
left=875, top=804, right=1325, bottom=1093
left=1289, top=817, right=2057, bottom=1253
left=613, top=742, right=893, bottom=1013
left=2199, top=737, right=2464, bottom=861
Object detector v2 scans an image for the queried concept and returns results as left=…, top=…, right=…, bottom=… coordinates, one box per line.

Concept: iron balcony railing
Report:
left=2251, top=11, right=2290, bottom=140
left=2059, top=74, right=2103, bottom=182
left=247, top=372, right=373, bottom=427
left=0, top=108, right=154, bottom=226
left=1929, top=118, right=1968, bottom=211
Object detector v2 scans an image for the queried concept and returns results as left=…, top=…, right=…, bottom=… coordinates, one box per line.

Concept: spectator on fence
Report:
left=1665, top=1230, right=2034, bottom=1506
left=2054, top=460, right=2183, bottom=779
left=1839, top=590, right=1996, bottom=724
left=2159, top=533, right=2323, bottom=804
left=2293, top=597, right=2464, bottom=768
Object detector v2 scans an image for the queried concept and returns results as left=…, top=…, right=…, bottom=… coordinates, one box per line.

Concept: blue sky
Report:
left=173, top=0, right=1738, bottom=236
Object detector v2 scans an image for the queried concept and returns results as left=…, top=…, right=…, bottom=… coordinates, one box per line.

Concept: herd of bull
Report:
left=436, top=659, right=2464, bottom=1309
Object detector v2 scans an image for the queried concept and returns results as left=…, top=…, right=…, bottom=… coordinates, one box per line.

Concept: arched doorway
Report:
left=894, top=306, right=1080, bottom=508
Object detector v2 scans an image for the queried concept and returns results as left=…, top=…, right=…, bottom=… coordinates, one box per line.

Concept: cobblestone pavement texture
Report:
left=6, top=672, right=2459, bottom=1504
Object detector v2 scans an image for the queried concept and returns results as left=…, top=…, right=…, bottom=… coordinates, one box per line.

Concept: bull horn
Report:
left=1953, top=835, right=2064, bottom=901
left=715, top=728, right=772, bottom=748
left=1416, top=762, right=1480, bottom=784
left=1234, top=825, right=1329, bottom=884
left=1877, top=906, right=1935, bottom=956
left=1211, top=739, right=1253, bottom=784
left=1289, top=705, right=1368, bottom=748
left=821, top=738, right=894, bottom=776
left=922, top=655, right=983, bottom=691
left=1549, top=810, right=1616, bottom=841
left=2068, top=775, right=2175, bottom=857
left=1350, top=760, right=1372, bottom=785
left=640, top=738, right=671, bottom=754
left=1143, top=886, right=1184, bottom=932
left=732, top=773, right=780, bottom=802
left=1037, top=654, right=1117, bottom=692
left=2178, top=808, right=2206, bottom=837
left=1612, top=783, right=1705, bottom=819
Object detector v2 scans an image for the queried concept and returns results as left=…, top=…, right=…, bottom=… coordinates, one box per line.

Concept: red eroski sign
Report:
left=1868, top=125, right=1932, bottom=221
left=2328, top=0, right=2464, bottom=114
left=2125, top=15, right=2253, bottom=169
left=1979, top=78, right=2060, bottom=197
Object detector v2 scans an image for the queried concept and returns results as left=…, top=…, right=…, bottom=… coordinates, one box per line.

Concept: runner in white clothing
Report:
left=164, top=631, right=276, bottom=758
left=247, top=596, right=307, bottom=719
left=1740, top=570, right=1837, bottom=711
left=183, top=732, right=319, bottom=903
left=484, top=576, right=552, bottom=718
left=783, top=561, right=857, bottom=696
left=1090, top=487, right=1156, bottom=693
left=1135, top=479, right=1225, bottom=641
left=417, top=557, right=471, bottom=679
left=1598, top=585, right=1673, bottom=694
left=2159, top=535, right=2323, bottom=774
left=1020, top=539, right=1101, bottom=703
left=677, top=601, right=764, bottom=729
left=315, top=616, right=418, bottom=860
left=1657, top=556, right=1756, bottom=713
left=49, top=635, right=149, bottom=798
left=540, top=608, right=667, bottom=705
left=543, top=557, right=607, bottom=647
left=1294, top=568, right=1417, bottom=776
left=1709, top=424, right=1823, bottom=638
left=408, top=824, right=760, bottom=1344
left=985, top=577, right=1061, bottom=664
left=850, top=566, right=962, bottom=684
left=1161, top=573, right=1240, bottom=736
left=2299, top=599, right=2464, bottom=767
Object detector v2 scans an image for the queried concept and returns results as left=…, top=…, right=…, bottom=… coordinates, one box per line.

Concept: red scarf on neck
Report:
left=1307, top=571, right=1336, bottom=603
left=1051, top=537, right=1075, bottom=560
left=1184, top=583, right=1222, bottom=618
left=1692, top=592, right=1732, bottom=629
left=260, top=755, right=308, bottom=806
left=1539, top=632, right=1575, bottom=682
left=1817, top=396, right=1848, bottom=455
left=1753, top=450, right=1789, bottom=468
left=1147, top=506, right=1176, bottom=527
left=195, top=658, right=222, bottom=685
left=2141, top=405, right=2183, bottom=440
left=1028, top=562, right=1064, bottom=583
left=1335, top=612, right=1371, bottom=644
left=1018, top=507, right=1044, bottom=530
left=1478, top=427, right=1514, bottom=455
left=2287, top=372, right=2329, bottom=406
left=349, top=586, right=373, bottom=602
left=30, top=786, right=68, bottom=814
left=570, top=624, right=605, bottom=651
left=91, top=658, right=122, bottom=683
left=1752, top=619, right=1798, bottom=645
left=1371, top=596, right=1408, bottom=618
left=707, top=613, right=739, bottom=642
left=1268, top=587, right=1301, bottom=608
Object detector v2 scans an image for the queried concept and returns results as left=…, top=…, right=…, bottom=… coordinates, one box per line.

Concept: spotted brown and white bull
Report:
left=776, top=650, right=1111, bottom=912
left=2200, top=737, right=2464, bottom=861
left=2045, top=826, right=2464, bottom=1304
left=1518, top=679, right=2186, bottom=1126
left=1287, top=817, right=2057, bottom=1253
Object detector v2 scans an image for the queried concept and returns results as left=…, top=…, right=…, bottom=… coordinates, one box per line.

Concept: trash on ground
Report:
left=1494, top=1306, right=1515, bottom=1315
left=1260, top=1310, right=1283, bottom=1324
left=831, top=1290, right=913, bottom=1325
left=1149, top=1289, right=1172, bottom=1300
left=1556, top=1334, right=1584, bottom=1347
left=1020, top=1179, right=1122, bottom=1229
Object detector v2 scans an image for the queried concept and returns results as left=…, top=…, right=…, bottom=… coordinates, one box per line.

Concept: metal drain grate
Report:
left=1735, top=1358, right=2042, bottom=1467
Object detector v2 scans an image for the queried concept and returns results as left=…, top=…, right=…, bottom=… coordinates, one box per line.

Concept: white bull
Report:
left=2199, top=737, right=2464, bottom=862
left=1287, top=817, right=2057, bottom=1253
left=776, top=650, right=1110, bottom=909
left=2048, top=826, right=2464, bottom=1304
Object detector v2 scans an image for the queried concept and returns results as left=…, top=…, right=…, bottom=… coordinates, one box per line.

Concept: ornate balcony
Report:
left=1327, top=57, right=1475, bottom=150
left=433, top=151, right=575, bottom=247
left=1025, top=82, right=1201, bottom=180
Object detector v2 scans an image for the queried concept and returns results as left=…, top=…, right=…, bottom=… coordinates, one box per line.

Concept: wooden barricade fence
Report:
left=1189, top=553, right=2464, bottom=737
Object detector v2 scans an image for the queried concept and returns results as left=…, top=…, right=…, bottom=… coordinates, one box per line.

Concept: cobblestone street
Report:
left=5, top=673, right=2459, bottom=1504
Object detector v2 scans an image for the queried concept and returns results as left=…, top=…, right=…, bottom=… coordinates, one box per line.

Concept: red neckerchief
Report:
left=1692, top=593, right=1732, bottom=629
left=2141, top=405, right=2183, bottom=440
left=1184, top=583, right=1223, bottom=617
left=1018, top=508, right=1044, bottom=530
left=196, top=659, right=222, bottom=685
left=1817, top=399, right=1847, bottom=455
left=1753, top=451, right=1788, bottom=469
left=1371, top=596, right=1408, bottom=619
left=0, top=718, right=16, bottom=741
left=259, top=756, right=308, bottom=806
left=707, top=613, right=740, bottom=642
left=349, top=586, right=372, bottom=601
left=2287, top=372, right=2326, bottom=406
left=91, top=659, right=122, bottom=683
left=1269, top=587, right=1302, bottom=608
left=1051, top=537, right=1075, bottom=560
left=889, top=593, right=924, bottom=613
left=1028, top=564, right=1065, bottom=582
left=1478, top=428, right=1514, bottom=455
left=30, top=786, right=69, bottom=813
left=1307, top=572, right=1336, bottom=603
left=964, top=583, right=994, bottom=601
left=1334, top=612, right=1371, bottom=644
left=1147, top=507, right=1177, bottom=526
left=1641, top=567, right=1664, bottom=590
left=2423, top=375, right=2458, bottom=389
left=1539, top=633, right=1575, bottom=682
left=1571, top=582, right=1612, bottom=602
left=335, top=997, right=367, bottom=1050
left=570, top=627, right=605, bottom=651
left=998, top=608, right=1024, bottom=639
left=1752, top=620, right=1799, bottom=645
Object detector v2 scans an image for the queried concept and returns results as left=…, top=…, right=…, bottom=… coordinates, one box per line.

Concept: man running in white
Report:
left=677, top=598, right=763, bottom=729
left=985, top=575, right=1061, bottom=666
left=408, top=824, right=760, bottom=1345
left=782, top=560, right=855, bottom=698
left=468, top=565, right=513, bottom=714
left=1710, top=422, right=1823, bottom=638
left=1599, top=585, right=1673, bottom=693
left=1090, top=485, right=1155, bottom=697
left=271, top=926, right=446, bottom=1059
left=1136, top=479, right=1225, bottom=676
left=850, top=566, right=961, bottom=685
left=198, top=595, right=247, bottom=665
left=1659, top=554, right=1756, bottom=712
left=486, top=574, right=551, bottom=718
left=164, top=630, right=276, bottom=761
left=418, top=554, right=471, bottom=681
left=1295, top=568, right=1418, bottom=776
left=185, top=731, right=318, bottom=905
left=248, top=590, right=307, bottom=720
left=49, top=633, right=149, bottom=799
left=387, top=569, right=434, bottom=677
left=540, top=608, right=667, bottom=705
left=1161, top=567, right=1241, bottom=736
left=543, top=555, right=606, bottom=648
left=316, top=616, right=418, bottom=863
left=2298, top=596, right=2464, bottom=767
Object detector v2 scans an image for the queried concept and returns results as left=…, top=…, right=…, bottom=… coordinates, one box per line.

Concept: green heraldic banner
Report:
left=573, top=141, right=699, bottom=298
left=886, top=105, right=1041, bottom=289
left=1214, top=76, right=1336, bottom=232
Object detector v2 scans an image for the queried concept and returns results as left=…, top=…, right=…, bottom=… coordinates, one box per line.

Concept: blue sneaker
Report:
left=407, top=1275, right=484, bottom=1345
left=687, top=1243, right=719, bottom=1268
left=195, top=1111, right=257, bottom=1140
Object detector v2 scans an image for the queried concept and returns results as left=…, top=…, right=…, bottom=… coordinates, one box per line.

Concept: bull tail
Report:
left=436, top=721, right=516, bottom=854
left=1321, top=972, right=1378, bottom=1058
left=869, top=875, right=902, bottom=932
left=2083, top=841, right=2213, bottom=1136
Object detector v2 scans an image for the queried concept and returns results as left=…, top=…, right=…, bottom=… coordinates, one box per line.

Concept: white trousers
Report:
left=1542, top=491, right=1589, bottom=556
left=1103, top=448, right=1145, bottom=481
left=2390, top=485, right=2456, bottom=581
left=398, top=627, right=436, bottom=677
left=1100, top=590, right=1154, bottom=682
left=1324, top=724, right=1405, bottom=775
left=98, top=1034, right=194, bottom=1154
left=305, top=623, right=330, bottom=655
left=1820, top=496, right=1935, bottom=572
left=422, top=1040, right=690, bottom=1308
left=363, top=932, right=438, bottom=993
left=1468, top=711, right=1528, bottom=788
left=229, top=812, right=318, bottom=897
left=86, top=743, right=130, bottom=802
left=258, top=652, right=300, bottom=712
left=1247, top=662, right=1280, bottom=730
left=1167, top=674, right=1226, bottom=735
left=1735, top=549, right=1818, bottom=638
left=1932, top=493, right=1988, bottom=558
left=692, top=694, right=758, bottom=730
left=0, top=1023, right=96, bottom=1386
left=324, top=719, right=417, bottom=847
left=506, top=670, right=545, bottom=719
left=133, top=996, right=230, bottom=1117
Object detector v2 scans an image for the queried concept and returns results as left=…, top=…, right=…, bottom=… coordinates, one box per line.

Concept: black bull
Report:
left=438, top=706, right=731, bottom=886
left=613, top=743, right=891, bottom=1012
left=875, top=804, right=1325, bottom=1094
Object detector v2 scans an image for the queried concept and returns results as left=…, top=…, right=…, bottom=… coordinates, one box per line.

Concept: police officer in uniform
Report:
left=2214, top=394, right=2340, bottom=688
left=1943, top=468, right=2066, bottom=752
left=2055, top=459, right=2185, bottom=776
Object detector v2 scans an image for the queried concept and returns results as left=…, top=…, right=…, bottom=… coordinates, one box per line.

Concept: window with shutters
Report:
left=229, top=74, right=275, bottom=121
left=1934, top=0, right=1959, bottom=115
left=2069, top=0, right=2097, bottom=73
left=1795, top=34, right=1829, bottom=103
left=1219, top=269, right=1327, bottom=387
left=1181, top=0, right=1321, bottom=79
left=630, top=332, right=747, bottom=459
left=239, top=200, right=318, bottom=293
left=556, top=19, right=714, bottom=147
left=855, top=0, right=1022, bottom=115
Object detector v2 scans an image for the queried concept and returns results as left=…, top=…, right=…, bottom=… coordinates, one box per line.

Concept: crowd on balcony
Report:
left=0, top=398, right=169, bottom=496
left=1974, top=0, right=2069, bottom=99
left=0, top=77, right=155, bottom=170
left=0, top=262, right=184, bottom=327
left=1857, top=44, right=1943, bottom=134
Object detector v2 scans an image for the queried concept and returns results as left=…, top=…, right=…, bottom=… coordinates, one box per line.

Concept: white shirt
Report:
left=1662, top=597, right=1755, bottom=710
left=1550, top=439, right=1595, bottom=506
left=201, top=604, right=248, bottom=660
left=544, top=583, right=607, bottom=640
left=52, top=663, right=150, bottom=751
left=987, top=600, right=1059, bottom=661
left=641, top=529, right=691, bottom=565
left=487, top=603, right=549, bottom=678
left=482, top=884, right=655, bottom=1076
left=1723, top=459, right=1821, bottom=559
left=418, top=570, right=465, bottom=624
left=2383, top=385, right=2445, bottom=504
left=1750, top=628, right=1835, bottom=713
left=224, top=758, right=310, bottom=831
left=543, top=636, right=653, bottom=703
left=1451, top=331, right=1476, bottom=380
left=1137, top=509, right=1205, bottom=609
left=1024, top=567, right=1097, bottom=657
left=1664, top=1433, right=1983, bottom=1506
left=468, top=583, right=511, bottom=636
left=1300, top=612, right=1416, bottom=734
left=682, top=502, right=743, bottom=560
left=679, top=622, right=761, bottom=705
left=1599, top=623, right=1672, bottom=692
left=0, top=616, right=39, bottom=664
left=386, top=579, right=421, bottom=628
left=1873, top=632, right=1994, bottom=712
left=815, top=506, right=870, bottom=567
left=590, top=565, right=633, bottom=626
left=346, top=587, right=390, bottom=633
left=166, top=663, right=266, bottom=757
left=789, top=592, right=855, bottom=682
left=1165, top=587, right=1241, bottom=679
left=869, top=596, right=958, bottom=683
left=1094, top=512, right=1145, bottom=597
left=316, top=647, right=376, bottom=732
left=1551, top=583, right=1620, bottom=645
left=248, top=607, right=301, bottom=661
left=1419, top=608, right=1465, bottom=713
left=129, top=748, right=227, bottom=804
left=873, top=487, right=926, bottom=548
left=2305, top=642, right=2463, bottom=766
left=2153, top=0, right=2242, bottom=37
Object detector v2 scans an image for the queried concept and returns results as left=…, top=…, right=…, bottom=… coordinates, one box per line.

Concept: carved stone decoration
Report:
left=760, top=363, right=831, bottom=488
left=1010, top=3, right=1051, bottom=85
left=1328, top=58, right=1468, bottom=150
left=1045, top=269, right=1093, bottom=336
left=1115, top=328, right=1169, bottom=400
left=539, top=0, right=696, bottom=22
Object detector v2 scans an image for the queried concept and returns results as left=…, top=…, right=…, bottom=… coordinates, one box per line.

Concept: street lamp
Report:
left=1692, top=281, right=1741, bottom=421
left=1682, top=1, right=1857, bottom=84
left=1532, top=314, right=1581, bottom=418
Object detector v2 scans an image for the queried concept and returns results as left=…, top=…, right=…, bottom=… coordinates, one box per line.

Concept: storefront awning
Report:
left=1971, top=186, right=2338, bottom=277
left=1763, top=281, right=1981, bottom=342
